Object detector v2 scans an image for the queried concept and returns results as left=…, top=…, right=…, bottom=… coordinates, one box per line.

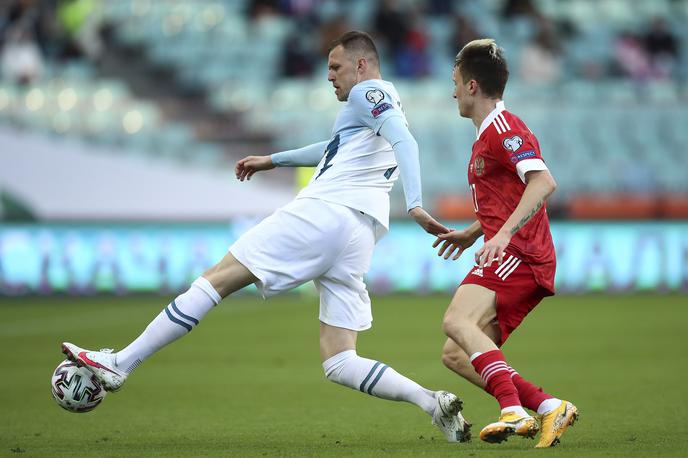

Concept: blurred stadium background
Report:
left=1, top=0, right=687, bottom=295
left=2, top=1, right=688, bottom=456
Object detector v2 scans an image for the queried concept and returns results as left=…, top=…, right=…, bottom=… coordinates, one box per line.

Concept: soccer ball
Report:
left=51, top=360, right=107, bottom=413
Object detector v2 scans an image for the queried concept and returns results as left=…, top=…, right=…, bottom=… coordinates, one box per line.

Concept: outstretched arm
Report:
left=235, top=140, right=328, bottom=181
left=476, top=170, right=556, bottom=267
left=271, top=140, right=329, bottom=167
left=377, top=116, right=448, bottom=236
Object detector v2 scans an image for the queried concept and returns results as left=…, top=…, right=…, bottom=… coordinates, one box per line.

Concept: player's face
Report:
left=328, top=45, right=358, bottom=102
left=453, top=67, right=473, bottom=118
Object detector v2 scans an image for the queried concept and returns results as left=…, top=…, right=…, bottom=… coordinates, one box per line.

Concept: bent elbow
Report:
left=548, top=175, right=557, bottom=195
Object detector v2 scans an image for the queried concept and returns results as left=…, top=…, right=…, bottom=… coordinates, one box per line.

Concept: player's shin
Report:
left=323, top=350, right=436, bottom=414
left=115, top=277, right=221, bottom=374
left=471, top=350, right=524, bottom=414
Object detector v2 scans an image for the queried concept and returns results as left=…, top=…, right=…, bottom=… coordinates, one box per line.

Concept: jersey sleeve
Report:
left=271, top=140, right=328, bottom=167
left=377, top=115, right=422, bottom=211
left=347, top=83, right=404, bottom=134
left=491, top=129, right=548, bottom=183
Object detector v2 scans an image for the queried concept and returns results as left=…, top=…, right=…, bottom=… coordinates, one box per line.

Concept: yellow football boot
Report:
left=535, top=400, right=579, bottom=448
left=479, top=412, right=539, bottom=443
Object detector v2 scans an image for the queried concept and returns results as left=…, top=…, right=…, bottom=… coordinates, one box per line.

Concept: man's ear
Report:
left=468, top=79, right=478, bottom=95
left=357, top=57, right=367, bottom=73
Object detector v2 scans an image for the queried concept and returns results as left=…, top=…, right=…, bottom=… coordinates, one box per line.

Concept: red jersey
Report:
left=468, top=101, right=556, bottom=293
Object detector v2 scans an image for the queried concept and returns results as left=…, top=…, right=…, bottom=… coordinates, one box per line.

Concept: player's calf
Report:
left=323, top=350, right=471, bottom=442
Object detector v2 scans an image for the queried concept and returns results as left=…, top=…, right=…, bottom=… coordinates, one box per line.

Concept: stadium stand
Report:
left=2, top=0, right=687, bottom=218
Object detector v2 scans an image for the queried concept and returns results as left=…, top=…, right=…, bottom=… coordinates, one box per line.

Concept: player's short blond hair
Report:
left=454, top=38, right=509, bottom=98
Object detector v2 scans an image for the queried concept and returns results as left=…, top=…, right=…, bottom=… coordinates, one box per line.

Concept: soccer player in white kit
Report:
left=61, top=31, right=470, bottom=442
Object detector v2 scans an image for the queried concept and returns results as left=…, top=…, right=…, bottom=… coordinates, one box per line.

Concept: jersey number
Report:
left=470, top=183, right=479, bottom=212
left=316, top=134, right=340, bottom=179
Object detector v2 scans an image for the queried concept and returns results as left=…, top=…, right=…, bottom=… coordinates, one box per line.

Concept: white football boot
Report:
left=431, top=390, right=472, bottom=443
left=61, top=342, right=127, bottom=392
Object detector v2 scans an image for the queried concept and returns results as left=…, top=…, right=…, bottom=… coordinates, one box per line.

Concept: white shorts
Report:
left=229, top=198, right=376, bottom=331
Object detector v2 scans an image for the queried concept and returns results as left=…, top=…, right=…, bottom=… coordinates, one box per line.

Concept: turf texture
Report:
left=1, top=293, right=686, bottom=456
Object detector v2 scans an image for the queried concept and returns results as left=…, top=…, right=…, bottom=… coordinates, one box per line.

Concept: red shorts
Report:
left=460, top=253, right=553, bottom=346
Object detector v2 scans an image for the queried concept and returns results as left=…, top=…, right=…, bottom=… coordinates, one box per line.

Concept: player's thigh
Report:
left=319, top=322, right=358, bottom=362
left=202, top=252, right=257, bottom=298
left=316, top=211, right=376, bottom=334
left=444, top=284, right=498, bottom=329
left=229, top=199, right=351, bottom=297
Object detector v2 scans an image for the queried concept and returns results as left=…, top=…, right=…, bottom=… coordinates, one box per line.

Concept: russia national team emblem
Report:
left=502, top=135, right=523, bottom=152
left=474, top=156, right=485, bottom=176
left=365, top=89, right=385, bottom=105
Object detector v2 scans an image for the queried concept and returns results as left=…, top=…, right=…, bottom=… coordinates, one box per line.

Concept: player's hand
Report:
left=475, top=230, right=511, bottom=268
left=409, top=207, right=450, bottom=236
left=235, top=155, right=275, bottom=181
left=433, top=229, right=478, bottom=260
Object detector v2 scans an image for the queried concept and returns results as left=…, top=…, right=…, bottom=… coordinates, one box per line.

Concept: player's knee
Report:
left=442, top=305, right=477, bottom=337
left=442, top=312, right=465, bottom=338
left=202, top=253, right=256, bottom=298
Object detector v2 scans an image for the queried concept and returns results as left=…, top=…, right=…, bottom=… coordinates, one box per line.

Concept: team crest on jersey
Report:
left=365, top=89, right=385, bottom=105
left=502, top=135, right=523, bottom=152
left=474, top=156, right=485, bottom=176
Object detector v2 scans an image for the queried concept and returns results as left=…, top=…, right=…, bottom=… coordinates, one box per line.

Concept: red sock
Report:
left=507, top=367, right=553, bottom=411
left=471, top=350, right=521, bottom=409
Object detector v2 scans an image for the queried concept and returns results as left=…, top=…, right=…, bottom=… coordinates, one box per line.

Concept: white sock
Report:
left=115, top=277, right=221, bottom=374
left=537, top=398, right=562, bottom=415
left=323, top=350, right=437, bottom=415
left=501, top=406, right=529, bottom=417
left=469, top=352, right=483, bottom=362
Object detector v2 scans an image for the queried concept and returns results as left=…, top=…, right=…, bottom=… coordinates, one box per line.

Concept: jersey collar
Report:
left=477, top=100, right=505, bottom=139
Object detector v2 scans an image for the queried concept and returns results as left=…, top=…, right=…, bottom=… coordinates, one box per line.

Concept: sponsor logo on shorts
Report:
left=371, top=102, right=393, bottom=118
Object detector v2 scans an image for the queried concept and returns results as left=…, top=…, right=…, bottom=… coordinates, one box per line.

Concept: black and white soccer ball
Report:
left=51, top=360, right=107, bottom=413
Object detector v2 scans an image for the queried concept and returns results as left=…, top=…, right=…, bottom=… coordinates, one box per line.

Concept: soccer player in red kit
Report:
left=433, top=39, right=578, bottom=447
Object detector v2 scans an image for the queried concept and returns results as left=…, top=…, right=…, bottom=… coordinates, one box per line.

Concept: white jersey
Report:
left=296, top=79, right=407, bottom=239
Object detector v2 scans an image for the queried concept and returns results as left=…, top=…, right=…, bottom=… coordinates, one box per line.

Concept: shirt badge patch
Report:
left=474, top=156, right=485, bottom=176
left=371, top=102, right=393, bottom=118
left=365, top=89, right=385, bottom=104
left=510, top=150, right=536, bottom=163
left=502, top=135, right=523, bottom=152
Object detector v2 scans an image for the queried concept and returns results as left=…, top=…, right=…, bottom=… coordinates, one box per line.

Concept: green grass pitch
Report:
left=1, top=293, right=686, bottom=456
